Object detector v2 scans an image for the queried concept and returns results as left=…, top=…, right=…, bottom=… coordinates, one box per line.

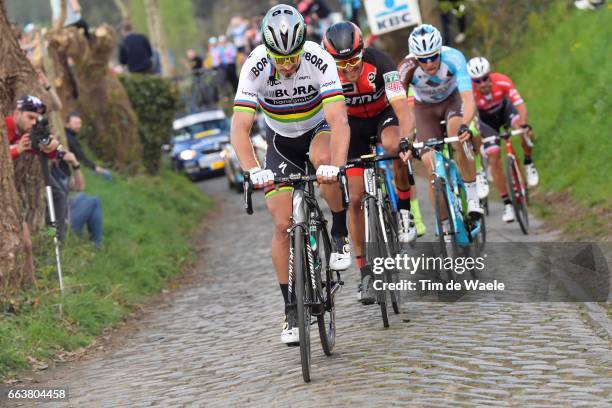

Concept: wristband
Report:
left=44, top=85, right=51, bottom=91
left=72, top=163, right=81, bottom=170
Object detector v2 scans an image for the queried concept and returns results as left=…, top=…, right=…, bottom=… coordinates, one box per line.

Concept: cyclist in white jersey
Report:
left=398, top=24, right=483, bottom=239
left=231, top=5, right=351, bottom=345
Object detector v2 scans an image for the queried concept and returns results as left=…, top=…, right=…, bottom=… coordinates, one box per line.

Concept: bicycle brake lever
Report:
left=339, top=167, right=350, bottom=210
left=243, top=171, right=253, bottom=215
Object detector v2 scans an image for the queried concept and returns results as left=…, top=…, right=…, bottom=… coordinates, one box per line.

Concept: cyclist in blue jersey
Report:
left=397, top=24, right=483, bottom=240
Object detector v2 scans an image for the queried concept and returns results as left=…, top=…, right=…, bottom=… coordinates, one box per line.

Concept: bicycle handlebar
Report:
left=242, top=171, right=350, bottom=214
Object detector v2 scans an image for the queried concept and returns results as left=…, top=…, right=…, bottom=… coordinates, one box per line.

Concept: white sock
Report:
left=464, top=181, right=478, bottom=202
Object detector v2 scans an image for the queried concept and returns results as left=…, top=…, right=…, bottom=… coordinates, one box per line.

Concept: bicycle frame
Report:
left=375, top=145, right=399, bottom=212
left=503, top=135, right=528, bottom=204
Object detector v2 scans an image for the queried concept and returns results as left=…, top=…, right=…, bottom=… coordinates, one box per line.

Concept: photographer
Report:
left=6, top=95, right=60, bottom=160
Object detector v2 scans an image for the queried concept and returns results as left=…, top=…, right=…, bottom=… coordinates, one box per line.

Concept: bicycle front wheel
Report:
left=506, top=156, right=529, bottom=235
left=293, top=227, right=312, bottom=382
left=315, top=225, right=336, bottom=356
left=366, top=196, right=389, bottom=328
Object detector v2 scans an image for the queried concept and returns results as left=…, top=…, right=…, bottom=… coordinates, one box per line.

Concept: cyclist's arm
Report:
left=323, top=99, right=350, bottom=167
left=516, top=103, right=528, bottom=125
left=230, top=111, right=259, bottom=171
left=460, top=90, right=476, bottom=127
left=389, top=97, right=415, bottom=141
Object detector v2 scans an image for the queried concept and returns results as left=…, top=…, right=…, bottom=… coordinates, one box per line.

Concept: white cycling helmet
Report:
left=467, top=57, right=491, bottom=79
left=408, top=24, right=442, bottom=57
left=261, top=5, right=306, bottom=56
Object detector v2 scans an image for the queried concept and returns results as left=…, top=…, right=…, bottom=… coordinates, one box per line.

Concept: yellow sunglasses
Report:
left=335, top=52, right=363, bottom=69
left=268, top=49, right=304, bottom=66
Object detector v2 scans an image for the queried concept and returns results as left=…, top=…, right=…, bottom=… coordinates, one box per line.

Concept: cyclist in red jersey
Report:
left=323, top=22, right=424, bottom=304
left=467, top=57, right=539, bottom=223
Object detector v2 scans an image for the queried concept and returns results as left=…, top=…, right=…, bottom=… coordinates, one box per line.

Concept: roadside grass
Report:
left=0, top=169, right=212, bottom=380
left=496, top=4, right=612, bottom=238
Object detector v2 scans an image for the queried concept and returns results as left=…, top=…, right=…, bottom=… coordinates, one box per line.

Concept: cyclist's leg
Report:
left=445, top=94, right=481, bottom=214
left=480, top=120, right=506, bottom=196
left=507, top=101, right=538, bottom=186
left=309, top=122, right=351, bottom=270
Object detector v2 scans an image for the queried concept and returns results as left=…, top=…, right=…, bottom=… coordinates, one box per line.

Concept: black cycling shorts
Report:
left=347, top=106, right=399, bottom=160
left=264, top=120, right=330, bottom=178
left=479, top=98, right=520, bottom=132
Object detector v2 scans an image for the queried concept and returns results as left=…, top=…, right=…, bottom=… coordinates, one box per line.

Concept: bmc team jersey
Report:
left=339, top=47, right=406, bottom=118
left=472, top=72, right=524, bottom=113
left=233, top=41, right=344, bottom=138
left=397, top=46, right=472, bottom=103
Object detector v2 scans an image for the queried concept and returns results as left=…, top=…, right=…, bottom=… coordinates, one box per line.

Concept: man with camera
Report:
left=6, top=95, right=60, bottom=159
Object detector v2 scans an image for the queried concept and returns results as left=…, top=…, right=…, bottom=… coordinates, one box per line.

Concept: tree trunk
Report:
left=114, top=0, right=132, bottom=25
left=0, top=0, right=37, bottom=286
left=144, top=0, right=172, bottom=77
left=47, top=25, right=142, bottom=173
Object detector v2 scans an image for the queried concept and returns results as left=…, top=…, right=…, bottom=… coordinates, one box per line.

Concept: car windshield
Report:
left=172, top=119, right=229, bottom=143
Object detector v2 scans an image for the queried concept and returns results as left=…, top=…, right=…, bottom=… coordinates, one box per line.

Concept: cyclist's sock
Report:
left=501, top=193, right=511, bottom=206
left=279, top=283, right=289, bottom=308
left=464, top=180, right=478, bottom=202
left=356, top=255, right=366, bottom=269
left=397, top=187, right=412, bottom=211
left=331, top=210, right=348, bottom=237
left=524, top=156, right=533, bottom=165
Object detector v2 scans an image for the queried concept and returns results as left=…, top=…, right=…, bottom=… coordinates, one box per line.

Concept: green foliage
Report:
left=495, top=4, right=612, bottom=208
left=0, top=168, right=212, bottom=379
left=119, top=74, right=178, bottom=174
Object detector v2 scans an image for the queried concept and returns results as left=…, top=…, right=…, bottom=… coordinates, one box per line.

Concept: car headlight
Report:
left=179, top=149, right=197, bottom=161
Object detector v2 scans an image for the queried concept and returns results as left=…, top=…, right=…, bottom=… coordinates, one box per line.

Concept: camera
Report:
left=30, top=116, right=52, bottom=151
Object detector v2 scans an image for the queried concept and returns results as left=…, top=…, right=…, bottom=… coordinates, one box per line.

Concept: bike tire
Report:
left=383, top=204, right=401, bottom=314
left=293, top=227, right=312, bottom=382
left=433, top=177, right=459, bottom=284
left=316, top=225, right=336, bottom=356
left=366, top=196, right=389, bottom=328
left=506, top=156, right=529, bottom=235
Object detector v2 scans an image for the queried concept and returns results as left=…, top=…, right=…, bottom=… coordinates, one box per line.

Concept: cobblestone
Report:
left=7, top=178, right=612, bottom=407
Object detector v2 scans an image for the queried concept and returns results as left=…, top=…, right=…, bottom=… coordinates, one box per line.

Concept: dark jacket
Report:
left=119, top=32, right=153, bottom=73
left=66, top=127, right=96, bottom=170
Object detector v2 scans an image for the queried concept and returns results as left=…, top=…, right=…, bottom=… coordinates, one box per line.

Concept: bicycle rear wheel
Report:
left=506, top=156, right=529, bottom=235
left=315, top=225, right=336, bottom=356
left=366, top=196, right=389, bottom=328
left=293, top=227, right=312, bottom=382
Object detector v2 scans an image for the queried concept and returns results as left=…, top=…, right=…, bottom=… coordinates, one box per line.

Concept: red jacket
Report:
left=5, top=116, right=56, bottom=160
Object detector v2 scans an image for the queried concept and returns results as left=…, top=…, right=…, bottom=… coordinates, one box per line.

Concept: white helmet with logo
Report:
left=467, top=57, right=491, bottom=79
left=261, top=5, right=306, bottom=56
left=408, top=24, right=442, bottom=57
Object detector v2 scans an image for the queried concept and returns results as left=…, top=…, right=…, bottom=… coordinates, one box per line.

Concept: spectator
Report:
left=340, top=0, right=361, bottom=25
left=20, top=23, right=38, bottom=59
left=298, top=0, right=332, bottom=37
left=49, top=149, right=103, bottom=247
left=64, top=113, right=112, bottom=180
left=118, top=22, right=154, bottom=74
left=50, top=0, right=90, bottom=39
left=5, top=96, right=61, bottom=276
left=226, top=16, right=249, bottom=56
left=440, top=0, right=467, bottom=45
left=219, top=36, right=238, bottom=92
left=244, top=16, right=263, bottom=53
left=37, top=70, right=63, bottom=112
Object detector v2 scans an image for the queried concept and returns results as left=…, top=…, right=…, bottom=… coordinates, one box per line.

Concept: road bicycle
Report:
left=411, top=136, right=486, bottom=283
left=345, top=136, right=414, bottom=328
left=243, top=168, right=347, bottom=382
left=482, top=127, right=532, bottom=234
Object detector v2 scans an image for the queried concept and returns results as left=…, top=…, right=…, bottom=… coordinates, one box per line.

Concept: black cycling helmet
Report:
left=16, top=95, right=46, bottom=115
left=322, top=21, right=364, bottom=60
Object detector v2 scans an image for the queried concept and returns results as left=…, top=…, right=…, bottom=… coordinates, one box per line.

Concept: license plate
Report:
left=211, top=161, right=225, bottom=170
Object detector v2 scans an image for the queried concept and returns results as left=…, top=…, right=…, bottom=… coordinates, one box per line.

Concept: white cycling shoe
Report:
left=280, top=309, right=299, bottom=346
left=502, top=204, right=516, bottom=223
left=525, top=164, right=539, bottom=187
left=468, top=200, right=484, bottom=217
left=398, top=209, right=417, bottom=243
left=476, top=172, right=490, bottom=199
left=330, top=236, right=351, bottom=270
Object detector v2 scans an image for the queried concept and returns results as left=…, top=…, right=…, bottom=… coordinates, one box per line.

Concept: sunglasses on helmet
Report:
left=417, top=53, right=440, bottom=63
left=473, top=74, right=490, bottom=84
left=334, top=52, right=363, bottom=69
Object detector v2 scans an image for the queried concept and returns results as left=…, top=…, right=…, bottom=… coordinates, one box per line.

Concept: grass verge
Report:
left=0, top=169, right=212, bottom=380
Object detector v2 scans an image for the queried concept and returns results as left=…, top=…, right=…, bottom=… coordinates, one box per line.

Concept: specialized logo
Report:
left=278, top=161, right=288, bottom=175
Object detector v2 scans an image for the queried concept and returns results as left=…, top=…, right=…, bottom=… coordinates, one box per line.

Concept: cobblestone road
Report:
left=10, top=177, right=611, bottom=407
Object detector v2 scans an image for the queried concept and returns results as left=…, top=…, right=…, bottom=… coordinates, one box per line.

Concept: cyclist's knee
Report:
left=381, top=131, right=400, bottom=154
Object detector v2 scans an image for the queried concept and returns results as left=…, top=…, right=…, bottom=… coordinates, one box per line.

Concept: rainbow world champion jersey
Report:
left=233, top=41, right=345, bottom=138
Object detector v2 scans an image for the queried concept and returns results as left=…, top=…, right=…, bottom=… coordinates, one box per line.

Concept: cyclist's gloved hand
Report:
left=316, top=165, right=339, bottom=184
left=458, top=123, right=472, bottom=143
left=398, top=138, right=413, bottom=162
left=249, top=167, right=275, bottom=187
